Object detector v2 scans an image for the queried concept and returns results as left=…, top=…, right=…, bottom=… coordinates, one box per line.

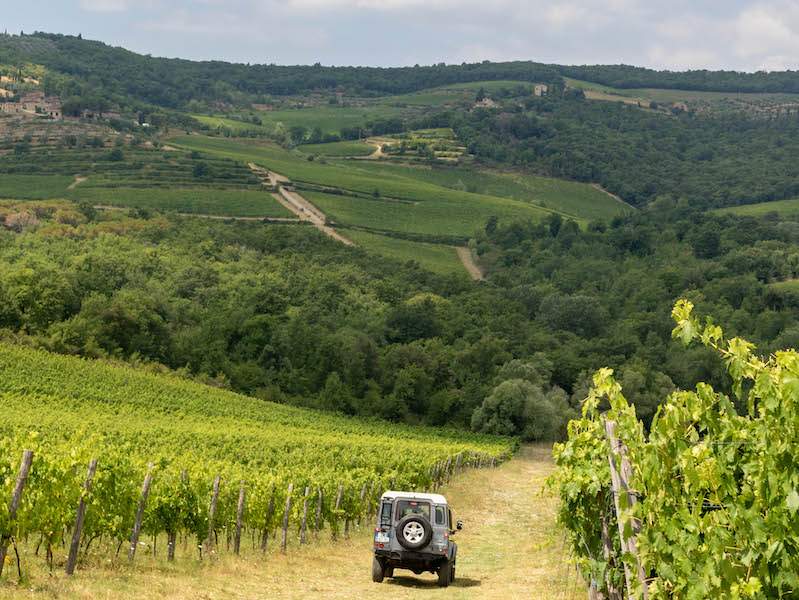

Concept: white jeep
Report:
left=372, top=491, right=462, bottom=587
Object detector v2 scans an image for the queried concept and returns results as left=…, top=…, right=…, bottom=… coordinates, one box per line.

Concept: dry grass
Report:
left=0, top=446, right=583, bottom=600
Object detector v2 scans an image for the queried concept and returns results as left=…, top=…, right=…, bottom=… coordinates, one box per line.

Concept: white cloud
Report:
left=79, top=0, right=131, bottom=12
left=62, top=0, right=799, bottom=70
left=734, top=2, right=799, bottom=69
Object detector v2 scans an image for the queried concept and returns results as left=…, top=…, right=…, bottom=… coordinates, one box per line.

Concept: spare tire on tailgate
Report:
left=396, top=514, right=433, bottom=550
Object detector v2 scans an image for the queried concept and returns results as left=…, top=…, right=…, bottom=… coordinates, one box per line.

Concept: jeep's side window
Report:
left=380, top=502, right=392, bottom=527
left=447, top=508, right=453, bottom=529
left=434, top=506, right=445, bottom=525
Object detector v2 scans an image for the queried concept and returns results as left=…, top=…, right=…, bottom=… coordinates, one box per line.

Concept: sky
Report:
left=3, top=0, right=799, bottom=71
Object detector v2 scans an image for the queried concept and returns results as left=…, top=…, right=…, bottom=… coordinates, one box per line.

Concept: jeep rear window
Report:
left=395, top=500, right=431, bottom=521
left=434, top=506, right=446, bottom=525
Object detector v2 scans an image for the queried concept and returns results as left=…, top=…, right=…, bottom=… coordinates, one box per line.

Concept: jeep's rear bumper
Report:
left=374, top=549, right=447, bottom=573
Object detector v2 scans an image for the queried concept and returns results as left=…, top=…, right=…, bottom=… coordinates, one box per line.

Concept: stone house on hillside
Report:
left=474, top=97, right=499, bottom=109
left=0, top=91, right=62, bottom=119
left=0, top=102, right=21, bottom=114
left=21, top=91, right=45, bottom=111
left=533, top=84, right=548, bottom=97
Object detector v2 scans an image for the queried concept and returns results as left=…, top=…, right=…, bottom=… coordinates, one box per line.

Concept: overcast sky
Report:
left=3, top=1, right=799, bottom=71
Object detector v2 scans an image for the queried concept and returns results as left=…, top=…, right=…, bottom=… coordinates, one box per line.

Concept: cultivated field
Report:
left=345, top=229, right=466, bottom=276
left=0, top=174, right=73, bottom=198
left=0, top=343, right=513, bottom=595
left=350, top=162, right=630, bottom=221
left=70, top=187, right=291, bottom=217
left=715, top=197, right=799, bottom=218
left=298, top=140, right=375, bottom=157
left=564, top=77, right=799, bottom=113
left=170, top=136, right=574, bottom=239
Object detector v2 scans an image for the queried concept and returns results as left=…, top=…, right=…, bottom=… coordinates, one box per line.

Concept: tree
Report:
left=288, top=125, right=308, bottom=145
left=192, top=162, right=209, bottom=178
left=471, top=379, right=563, bottom=441
left=317, top=372, right=353, bottom=414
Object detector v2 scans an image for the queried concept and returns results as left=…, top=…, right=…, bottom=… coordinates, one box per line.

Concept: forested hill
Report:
left=3, top=31, right=799, bottom=111
left=559, top=64, right=799, bottom=93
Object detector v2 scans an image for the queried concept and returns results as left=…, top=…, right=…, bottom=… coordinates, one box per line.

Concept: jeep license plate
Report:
left=375, top=532, right=390, bottom=543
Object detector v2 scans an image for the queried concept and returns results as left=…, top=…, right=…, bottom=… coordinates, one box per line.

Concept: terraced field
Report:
left=0, top=145, right=289, bottom=217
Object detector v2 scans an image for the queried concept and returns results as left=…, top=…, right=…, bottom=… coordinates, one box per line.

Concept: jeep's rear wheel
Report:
left=396, top=515, right=433, bottom=550
left=437, top=559, right=451, bottom=587
left=372, top=556, right=385, bottom=583
left=450, top=561, right=456, bottom=583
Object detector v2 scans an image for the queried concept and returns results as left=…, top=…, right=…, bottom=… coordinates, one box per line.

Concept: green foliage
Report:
left=552, top=301, right=799, bottom=598
left=452, top=91, right=799, bottom=208
left=471, top=379, right=568, bottom=441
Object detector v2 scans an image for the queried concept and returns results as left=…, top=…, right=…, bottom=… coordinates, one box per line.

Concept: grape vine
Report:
left=552, top=300, right=799, bottom=599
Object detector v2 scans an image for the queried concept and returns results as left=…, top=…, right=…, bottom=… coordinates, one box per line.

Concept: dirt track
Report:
left=456, top=247, right=484, bottom=281
left=248, top=163, right=355, bottom=246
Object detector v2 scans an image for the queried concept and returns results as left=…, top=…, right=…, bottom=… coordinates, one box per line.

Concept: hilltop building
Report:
left=533, top=84, right=549, bottom=97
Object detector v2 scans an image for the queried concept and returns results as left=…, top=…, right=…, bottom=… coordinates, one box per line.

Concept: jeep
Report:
left=372, top=490, right=462, bottom=587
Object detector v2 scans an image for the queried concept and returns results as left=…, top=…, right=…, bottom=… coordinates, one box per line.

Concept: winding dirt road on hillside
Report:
left=23, top=447, right=581, bottom=599
left=457, top=247, right=485, bottom=281
left=248, top=162, right=355, bottom=246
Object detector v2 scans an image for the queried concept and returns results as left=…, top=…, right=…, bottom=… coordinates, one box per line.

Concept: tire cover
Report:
left=396, top=514, right=433, bottom=550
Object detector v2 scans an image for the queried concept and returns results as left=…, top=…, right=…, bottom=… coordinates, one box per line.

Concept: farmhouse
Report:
left=0, top=102, right=22, bottom=114
left=474, top=97, right=499, bottom=109
left=0, top=91, right=62, bottom=119
left=20, top=90, right=45, bottom=111
left=533, top=84, right=548, bottom=97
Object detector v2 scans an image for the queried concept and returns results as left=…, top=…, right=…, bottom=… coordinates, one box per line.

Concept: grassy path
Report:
left=5, top=447, right=581, bottom=600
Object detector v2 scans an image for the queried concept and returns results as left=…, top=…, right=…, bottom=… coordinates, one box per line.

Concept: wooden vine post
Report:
left=332, top=484, right=344, bottom=540
left=0, top=450, right=33, bottom=578
left=167, top=469, right=187, bottom=562
left=128, top=463, right=154, bottom=562
left=605, top=419, right=648, bottom=600
left=600, top=511, right=622, bottom=600
left=358, top=483, right=367, bottom=526
left=314, top=488, right=323, bottom=536
left=204, top=474, right=221, bottom=556
left=234, top=481, right=246, bottom=556
left=281, top=483, right=293, bottom=553
left=300, top=486, right=310, bottom=544
left=260, top=487, right=275, bottom=553
left=66, top=458, right=98, bottom=575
